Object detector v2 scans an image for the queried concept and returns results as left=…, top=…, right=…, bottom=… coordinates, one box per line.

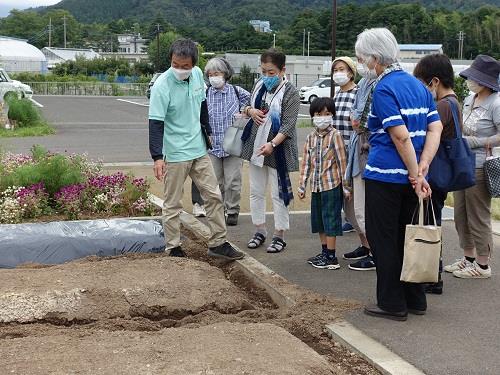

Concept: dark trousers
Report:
left=191, top=181, right=204, bottom=205
left=430, top=188, right=447, bottom=278
left=365, top=179, right=427, bottom=312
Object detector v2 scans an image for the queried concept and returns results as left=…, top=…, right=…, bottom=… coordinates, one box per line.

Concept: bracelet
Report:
left=245, top=106, right=252, bottom=116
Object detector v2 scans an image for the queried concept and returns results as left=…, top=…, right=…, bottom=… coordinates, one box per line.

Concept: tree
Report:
left=147, top=31, right=181, bottom=72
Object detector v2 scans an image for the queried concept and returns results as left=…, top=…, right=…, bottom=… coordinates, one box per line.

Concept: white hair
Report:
left=355, top=28, right=400, bottom=66
left=204, top=57, right=234, bottom=80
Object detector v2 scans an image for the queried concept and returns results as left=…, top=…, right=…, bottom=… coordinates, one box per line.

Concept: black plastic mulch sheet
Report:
left=0, top=219, right=165, bottom=268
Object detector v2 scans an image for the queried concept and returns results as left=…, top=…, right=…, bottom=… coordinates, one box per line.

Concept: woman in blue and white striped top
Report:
left=355, top=28, right=443, bottom=321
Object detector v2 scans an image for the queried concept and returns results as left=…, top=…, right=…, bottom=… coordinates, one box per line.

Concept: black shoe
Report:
left=208, top=241, right=245, bottom=260
left=424, top=280, right=443, bottom=295
left=226, top=213, right=239, bottom=226
left=343, top=246, right=370, bottom=260
left=169, top=246, right=186, bottom=257
left=364, top=304, right=408, bottom=321
left=408, top=308, right=426, bottom=315
left=348, top=255, right=376, bottom=271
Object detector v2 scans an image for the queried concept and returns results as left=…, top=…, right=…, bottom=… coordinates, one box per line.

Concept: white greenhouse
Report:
left=0, top=36, right=48, bottom=73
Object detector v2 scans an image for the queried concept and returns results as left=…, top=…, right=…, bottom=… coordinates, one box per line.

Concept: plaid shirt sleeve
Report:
left=298, top=134, right=312, bottom=193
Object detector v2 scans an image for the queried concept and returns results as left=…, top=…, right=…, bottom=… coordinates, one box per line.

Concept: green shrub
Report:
left=7, top=98, right=41, bottom=128
left=0, top=153, right=84, bottom=196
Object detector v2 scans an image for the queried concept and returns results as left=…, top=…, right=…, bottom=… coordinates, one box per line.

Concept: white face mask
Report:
left=332, top=72, right=350, bottom=86
left=466, top=79, right=483, bottom=94
left=313, top=116, right=333, bottom=130
left=209, top=76, right=225, bottom=89
left=172, top=67, right=192, bottom=81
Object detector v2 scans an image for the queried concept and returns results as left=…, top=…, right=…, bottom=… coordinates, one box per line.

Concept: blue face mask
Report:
left=262, top=75, right=280, bottom=92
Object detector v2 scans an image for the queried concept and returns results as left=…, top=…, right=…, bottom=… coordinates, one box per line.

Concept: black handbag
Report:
left=484, top=147, right=500, bottom=198
left=428, top=98, right=476, bottom=192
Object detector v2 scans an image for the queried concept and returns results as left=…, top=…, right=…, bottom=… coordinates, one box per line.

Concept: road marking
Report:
left=53, top=122, right=145, bottom=125
left=103, top=162, right=152, bottom=167
left=29, top=98, right=44, bottom=108
left=116, top=98, right=149, bottom=107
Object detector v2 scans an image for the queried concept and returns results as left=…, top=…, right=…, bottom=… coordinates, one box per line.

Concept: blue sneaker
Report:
left=342, top=222, right=355, bottom=233
left=311, top=255, right=340, bottom=270
left=307, top=252, right=324, bottom=264
left=348, top=256, right=376, bottom=271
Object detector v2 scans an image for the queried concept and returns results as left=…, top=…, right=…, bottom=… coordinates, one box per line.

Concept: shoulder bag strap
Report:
left=444, top=97, right=462, bottom=139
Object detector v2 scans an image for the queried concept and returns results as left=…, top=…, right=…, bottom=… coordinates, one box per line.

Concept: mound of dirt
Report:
left=1, top=322, right=336, bottom=375
left=0, top=256, right=252, bottom=323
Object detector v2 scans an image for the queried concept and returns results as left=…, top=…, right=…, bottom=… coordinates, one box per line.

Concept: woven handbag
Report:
left=484, top=147, right=500, bottom=198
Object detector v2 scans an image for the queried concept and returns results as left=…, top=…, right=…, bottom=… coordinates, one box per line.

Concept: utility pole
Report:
left=273, top=33, right=276, bottom=48
left=457, top=31, right=465, bottom=60
left=302, top=29, right=305, bottom=56
left=156, top=24, right=161, bottom=72
left=63, top=15, right=67, bottom=48
left=307, top=31, right=310, bottom=65
left=133, top=33, right=138, bottom=53
left=330, top=0, right=337, bottom=98
left=48, top=17, right=52, bottom=48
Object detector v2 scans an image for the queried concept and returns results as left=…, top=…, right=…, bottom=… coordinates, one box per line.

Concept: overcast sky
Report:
left=0, top=0, right=61, bottom=17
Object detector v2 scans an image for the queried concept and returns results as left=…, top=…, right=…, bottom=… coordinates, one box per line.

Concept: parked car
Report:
left=299, top=77, right=336, bottom=103
left=146, top=72, right=162, bottom=99
left=0, top=68, right=33, bottom=101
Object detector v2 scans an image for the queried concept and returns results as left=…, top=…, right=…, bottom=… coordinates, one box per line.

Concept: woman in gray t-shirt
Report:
left=445, top=55, right=500, bottom=279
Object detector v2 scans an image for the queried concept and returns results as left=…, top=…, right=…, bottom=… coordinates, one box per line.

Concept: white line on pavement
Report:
left=29, top=98, right=44, bottom=108
left=116, top=98, right=149, bottom=107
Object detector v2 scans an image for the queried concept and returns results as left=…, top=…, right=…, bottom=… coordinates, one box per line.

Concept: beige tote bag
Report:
left=400, top=198, right=441, bottom=283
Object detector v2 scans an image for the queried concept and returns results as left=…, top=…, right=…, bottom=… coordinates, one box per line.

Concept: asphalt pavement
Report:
left=0, top=96, right=313, bottom=162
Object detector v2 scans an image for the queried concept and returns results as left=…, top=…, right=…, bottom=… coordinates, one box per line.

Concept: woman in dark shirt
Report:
left=414, top=53, right=463, bottom=294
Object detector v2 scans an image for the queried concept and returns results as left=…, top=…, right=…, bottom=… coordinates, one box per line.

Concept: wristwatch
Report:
left=270, top=141, right=277, bottom=148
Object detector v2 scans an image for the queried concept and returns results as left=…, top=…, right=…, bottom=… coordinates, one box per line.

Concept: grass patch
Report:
left=296, top=119, right=312, bottom=128
left=445, top=193, right=500, bottom=220
left=0, top=123, right=55, bottom=137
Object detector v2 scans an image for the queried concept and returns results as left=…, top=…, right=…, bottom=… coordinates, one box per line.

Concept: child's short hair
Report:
left=309, top=97, right=336, bottom=117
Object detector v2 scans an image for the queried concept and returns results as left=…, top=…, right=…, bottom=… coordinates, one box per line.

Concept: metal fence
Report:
left=25, top=82, right=149, bottom=96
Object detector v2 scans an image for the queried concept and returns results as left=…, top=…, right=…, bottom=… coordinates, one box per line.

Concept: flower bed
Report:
left=0, top=146, right=157, bottom=223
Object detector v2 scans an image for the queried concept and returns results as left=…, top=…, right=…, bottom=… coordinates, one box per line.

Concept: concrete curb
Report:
left=326, top=321, right=425, bottom=375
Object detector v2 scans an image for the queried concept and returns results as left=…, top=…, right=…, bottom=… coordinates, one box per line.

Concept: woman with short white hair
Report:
left=355, top=28, right=443, bottom=321
left=201, top=57, right=250, bottom=226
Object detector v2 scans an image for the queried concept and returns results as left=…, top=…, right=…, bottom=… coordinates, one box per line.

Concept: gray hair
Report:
left=169, top=38, right=198, bottom=65
left=204, top=57, right=234, bottom=80
left=355, top=28, right=400, bottom=66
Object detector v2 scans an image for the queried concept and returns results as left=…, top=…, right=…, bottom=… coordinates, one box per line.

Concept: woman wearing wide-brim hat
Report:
left=444, top=55, right=500, bottom=279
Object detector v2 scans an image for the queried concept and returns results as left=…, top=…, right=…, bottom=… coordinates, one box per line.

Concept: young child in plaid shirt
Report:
left=298, top=97, right=351, bottom=270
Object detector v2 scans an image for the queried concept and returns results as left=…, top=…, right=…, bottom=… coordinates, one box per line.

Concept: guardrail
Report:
left=25, top=82, right=149, bottom=96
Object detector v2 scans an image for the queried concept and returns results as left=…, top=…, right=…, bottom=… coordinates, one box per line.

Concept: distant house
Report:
left=0, top=36, right=47, bottom=73
left=399, top=44, right=443, bottom=59
left=117, top=34, right=148, bottom=54
left=42, top=47, right=100, bottom=69
left=249, top=20, right=272, bottom=33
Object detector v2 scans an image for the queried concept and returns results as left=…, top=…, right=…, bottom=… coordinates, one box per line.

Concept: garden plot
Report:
left=0, top=235, right=379, bottom=374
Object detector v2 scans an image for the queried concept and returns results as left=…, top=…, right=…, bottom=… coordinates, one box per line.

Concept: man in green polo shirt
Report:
left=148, top=38, right=244, bottom=260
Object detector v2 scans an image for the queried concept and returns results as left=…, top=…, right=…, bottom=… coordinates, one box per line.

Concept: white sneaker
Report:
left=453, top=261, right=491, bottom=279
left=444, top=257, right=473, bottom=273
left=192, top=203, right=206, bottom=217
